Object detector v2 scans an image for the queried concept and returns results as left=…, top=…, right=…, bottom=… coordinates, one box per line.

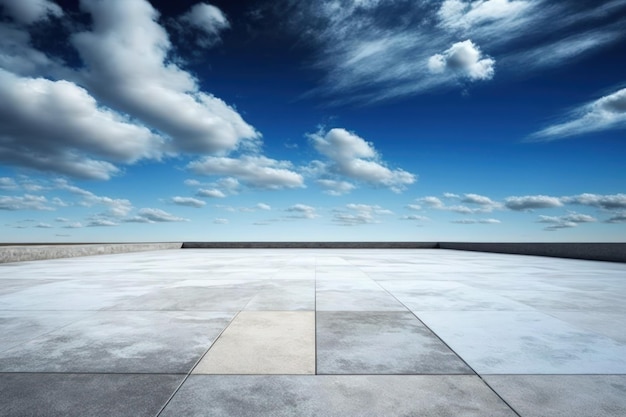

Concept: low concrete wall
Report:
left=439, top=242, right=626, bottom=263
left=182, top=242, right=438, bottom=249
left=0, top=243, right=183, bottom=264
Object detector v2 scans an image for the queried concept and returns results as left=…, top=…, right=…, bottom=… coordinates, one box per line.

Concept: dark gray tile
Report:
left=0, top=373, right=182, bottom=417
left=485, top=375, right=626, bottom=417
left=161, top=375, right=516, bottom=417
left=0, top=311, right=234, bottom=373
left=316, top=311, right=471, bottom=374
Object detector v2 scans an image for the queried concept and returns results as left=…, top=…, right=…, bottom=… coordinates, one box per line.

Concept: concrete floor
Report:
left=1, top=248, right=625, bottom=416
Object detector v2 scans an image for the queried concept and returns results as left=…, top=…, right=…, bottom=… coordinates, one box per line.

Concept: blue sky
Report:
left=0, top=0, right=625, bottom=242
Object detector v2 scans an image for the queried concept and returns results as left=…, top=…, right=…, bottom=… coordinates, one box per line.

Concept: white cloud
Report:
left=401, top=215, right=429, bottom=221
left=35, top=222, right=52, bottom=228
left=451, top=218, right=501, bottom=224
left=537, top=212, right=596, bottom=231
left=406, top=204, right=422, bottom=211
left=54, top=179, right=133, bottom=217
left=428, top=40, right=495, bottom=81
left=531, top=88, right=626, bottom=140
left=437, top=0, right=531, bottom=31
left=0, top=0, right=63, bottom=24
left=417, top=196, right=445, bottom=209
left=188, top=155, right=304, bottom=190
left=72, top=0, right=259, bottom=155
left=172, top=196, right=206, bottom=208
left=333, top=203, right=392, bottom=226
left=256, top=203, right=271, bottom=211
left=0, top=69, right=162, bottom=180
left=461, top=193, right=499, bottom=207
left=504, top=195, right=563, bottom=211
left=134, top=208, right=188, bottom=223
left=213, top=218, right=229, bottom=224
left=285, top=204, right=319, bottom=219
left=87, top=219, right=118, bottom=227
left=443, top=192, right=460, bottom=198
left=316, top=179, right=356, bottom=196
left=63, top=222, right=83, bottom=229
left=310, top=128, right=416, bottom=192
left=0, top=194, right=52, bottom=211
left=179, top=3, right=230, bottom=48
left=562, top=193, right=626, bottom=210
left=0, top=177, right=17, bottom=190
left=196, top=188, right=226, bottom=198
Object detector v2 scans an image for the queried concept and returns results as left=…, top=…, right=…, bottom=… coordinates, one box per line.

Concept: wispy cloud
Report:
left=333, top=203, right=392, bottom=226
left=285, top=204, right=319, bottom=219
left=537, top=212, right=596, bottom=231
left=171, top=196, right=206, bottom=208
left=504, top=195, right=563, bottom=211
left=530, top=87, right=626, bottom=140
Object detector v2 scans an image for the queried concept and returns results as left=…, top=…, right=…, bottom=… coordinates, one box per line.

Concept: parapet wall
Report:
left=182, top=242, right=438, bottom=249
left=438, top=242, right=626, bottom=263
left=0, top=242, right=182, bottom=264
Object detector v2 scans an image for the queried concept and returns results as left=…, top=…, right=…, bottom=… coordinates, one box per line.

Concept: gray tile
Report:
left=0, top=311, right=93, bottom=352
left=0, top=311, right=234, bottom=373
left=0, top=279, right=62, bottom=295
left=417, top=311, right=626, bottom=374
left=0, top=373, right=182, bottom=417
left=161, top=375, right=517, bottom=417
left=484, top=375, right=626, bottom=417
left=315, top=289, right=407, bottom=311
left=316, top=311, right=471, bottom=374
left=244, top=280, right=315, bottom=310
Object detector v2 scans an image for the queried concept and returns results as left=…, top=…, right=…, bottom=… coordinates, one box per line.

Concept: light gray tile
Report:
left=316, top=311, right=471, bottom=374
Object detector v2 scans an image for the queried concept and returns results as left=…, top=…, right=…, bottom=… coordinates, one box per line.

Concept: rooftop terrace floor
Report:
left=1, top=248, right=626, bottom=416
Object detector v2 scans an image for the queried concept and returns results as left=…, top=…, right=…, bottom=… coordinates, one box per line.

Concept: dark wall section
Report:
left=182, top=242, right=439, bottom=249
left=439, top=242, right=626, bottom=263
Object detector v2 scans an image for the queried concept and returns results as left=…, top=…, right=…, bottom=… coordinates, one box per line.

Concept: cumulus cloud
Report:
left=0, top=177, right=17, bottom=190
left=416, top=194, right=498, bottom=214
left=285, top=204, right=319, bottom=219
left=317, top=179, right=356, bottom=196
left=428, top=40, right=495, bottom=81
left=504, top=195, right=563, bottom=211
left=333, top=203, right=392, bottom=226
left=188, top=155, right=304, bottom=190
left=256, top=203, right=271, bottom=210
left=562, top=193, right=626, bottom=210
left=0, top=194, right=52, bottom=211
left=179, top=3, right=230, bottom=48
left=537, top=212, right=596, bottom=231
left=310, top=128, right=416, bottom=193
left=87, top=219, right=118, bottom=227
left=606, top=212, right=626, bottom=224
left=130, top=208, right=188, bottom=223
left=0, top=0, right=63, bottom=24
left=0, top=69, right=162, bottom=180
left=196, top=188, right=226, bottom=198
left=531, top=88, right=626, bottom=140
left=406, top=204, right=422, bottom=211
left=213, top=218, right=229, bottom=224
left=72, top=0, right=259, bottom=155
left=172, top=196, right=206, bottom=208
left=35, top=222, right=53, bottom=228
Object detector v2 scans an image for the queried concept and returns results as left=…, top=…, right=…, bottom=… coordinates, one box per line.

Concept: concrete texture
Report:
left=0, top=242, right=182, bottom=263
left=484, top=375, right=626, bottom=417
left=0, top=373, right=183, bottom=417
left=316, top=311, right=472, bottom=374
left=1, top=248, right=626, bottom=416
left=194, top=311, right=315, bottom=374
left=160, top=375, right=517, bottom=417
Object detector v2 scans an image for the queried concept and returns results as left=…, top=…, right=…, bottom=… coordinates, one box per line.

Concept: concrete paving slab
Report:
left=316, top=311, right=472, bottom=374
left=547, top=311, right=626, bottom=344
left=194, top=311, right=315, bottom=374
left=244, top=280, right=315, bottom=310
left=379, top=280, right=532, bottom=311
left=0, top=373, right=183, bottom=417
left=0, top=279, right=63, bottom=295
left=315, top=289, right=407, bottom=311
left=0, top=311, right=93, bottom=352
left=417, top=311, right=626, bottom=374
left=484, top=375, right=626, bottom=417
left=161, top=375, right=517, bottom=417
left=0, top=311, right=234, bottom=373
